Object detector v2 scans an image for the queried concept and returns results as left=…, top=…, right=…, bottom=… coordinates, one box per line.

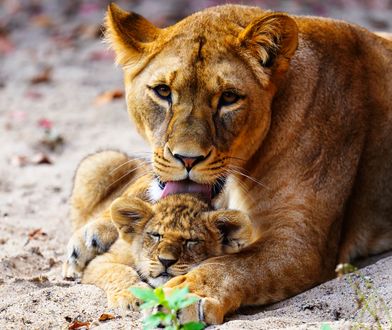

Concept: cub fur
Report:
left=82, top=193, right=253, bottom=310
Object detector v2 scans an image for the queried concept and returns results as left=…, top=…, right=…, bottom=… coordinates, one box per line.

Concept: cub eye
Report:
left=219, top=91, right=240, bottom=107
left=186, top=239, right=199, bottom=248
left=148, top=232, right=161, bottom=243
left=153, top=84, right=171, bottom=100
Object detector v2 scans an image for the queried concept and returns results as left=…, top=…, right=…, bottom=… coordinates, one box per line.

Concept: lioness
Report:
left=65, top=4, right=392, bottom=324
left=77, top=193, right=253, bottom=310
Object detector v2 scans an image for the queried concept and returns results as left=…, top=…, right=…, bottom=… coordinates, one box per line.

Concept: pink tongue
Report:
left=162, top=180, right=211, bottom=201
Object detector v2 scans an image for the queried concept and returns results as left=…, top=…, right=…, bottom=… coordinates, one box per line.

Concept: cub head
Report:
left=105, top=4, right=298, bottom=199
left=110, top=194, right=254, bottom=287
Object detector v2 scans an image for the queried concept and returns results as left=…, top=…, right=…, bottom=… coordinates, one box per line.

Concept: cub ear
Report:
left=110, top=196, right=153, bottom=236
left=238, top=13, right=298, bottom=69
left=104, top=3, right=160, bottom=66
left=208, top=210, right=254, bottom=254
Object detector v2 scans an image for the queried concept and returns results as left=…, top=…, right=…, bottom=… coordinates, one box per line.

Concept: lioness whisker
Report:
left=227, top=167, right=270, bottom=190
left=107, top=163, right=149, bottom=189
left=109, top=157, right=151, bottom=174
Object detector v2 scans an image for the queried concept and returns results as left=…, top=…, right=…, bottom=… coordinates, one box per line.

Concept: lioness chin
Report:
left=65, top=3, right=392, bottom=324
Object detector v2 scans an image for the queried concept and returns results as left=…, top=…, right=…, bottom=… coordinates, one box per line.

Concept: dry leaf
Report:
left=98, top=313, right=115, bottom=322
left=28, top=228, right=47, bottom=240
left=30, top=67, right=52, bottom=84
left=31, top=153, right=53, bottom=165
left=94, top=89, right=124, bottom=106
left=68, top=320, right=90, bottom=330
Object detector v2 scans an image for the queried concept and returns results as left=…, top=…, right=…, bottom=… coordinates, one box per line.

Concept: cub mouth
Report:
left=158, top=177, right=226, bottom=202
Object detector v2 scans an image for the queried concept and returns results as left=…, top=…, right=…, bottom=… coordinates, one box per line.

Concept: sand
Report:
left=1, top=3, right=391, bottom=329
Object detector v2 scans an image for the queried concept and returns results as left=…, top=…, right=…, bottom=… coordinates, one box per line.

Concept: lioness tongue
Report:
left=162, top=180, right=211, bottom=201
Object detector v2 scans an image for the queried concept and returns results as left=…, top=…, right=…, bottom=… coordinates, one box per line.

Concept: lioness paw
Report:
left=62, top=220, right=118, bottom=279
left=164, top=274, right=225, bottom=325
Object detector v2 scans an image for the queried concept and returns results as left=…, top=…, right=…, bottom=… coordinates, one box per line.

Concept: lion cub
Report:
left=82, top=193, right=254, bottom=310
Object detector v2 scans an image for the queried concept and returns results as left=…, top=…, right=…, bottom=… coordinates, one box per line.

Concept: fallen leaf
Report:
left=98, top=313, right=115, bottom=322
left=30, top=67, right=52, bottom=84
left=94, top=89, right=124, bottom=106
left=68, top=320, right=90, bottom=330
left=28, top=228, right=47, bottom=240
left=31, top=153, right=52, bottom=165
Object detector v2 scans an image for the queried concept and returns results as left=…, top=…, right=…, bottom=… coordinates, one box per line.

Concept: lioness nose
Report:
left=173, top=154, right=206, bottom=172
left=158, top=256, right=178, bottom=269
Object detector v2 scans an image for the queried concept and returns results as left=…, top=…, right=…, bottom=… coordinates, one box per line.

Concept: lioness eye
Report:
left=219, top=91, right=240, bottom=107
left=148, top=232, right=161, bottom=243
left=153, top=84, right=171, bottom=100
left=186, top=240, right=199, bottom=248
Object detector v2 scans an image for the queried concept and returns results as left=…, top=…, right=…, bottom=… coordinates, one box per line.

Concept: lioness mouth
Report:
left=159, top=177, right=226, bottom=202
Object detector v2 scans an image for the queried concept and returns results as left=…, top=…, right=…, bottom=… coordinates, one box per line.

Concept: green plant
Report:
left=130, top=286, right=205, bottom=330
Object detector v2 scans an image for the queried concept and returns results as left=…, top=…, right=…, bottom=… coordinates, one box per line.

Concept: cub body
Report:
left=82, top=193, right=253, bottom=309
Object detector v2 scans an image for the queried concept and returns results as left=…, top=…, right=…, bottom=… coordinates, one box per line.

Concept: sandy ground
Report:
left=1, top=3, right=392, bottom=329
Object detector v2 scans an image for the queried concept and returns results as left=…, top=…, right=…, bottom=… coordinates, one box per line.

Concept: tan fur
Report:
left=82, top=194, right=253, bottom=309
left=66, top=3, right=392, bottom=324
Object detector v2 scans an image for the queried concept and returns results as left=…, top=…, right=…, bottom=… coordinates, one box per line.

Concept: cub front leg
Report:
left=82, top=241, right=149, bottom=310
left=62, top=219, right=118, bottom=279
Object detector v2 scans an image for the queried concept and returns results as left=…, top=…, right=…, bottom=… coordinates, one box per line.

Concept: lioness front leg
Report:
left=164, top=222, right=333, bottom=325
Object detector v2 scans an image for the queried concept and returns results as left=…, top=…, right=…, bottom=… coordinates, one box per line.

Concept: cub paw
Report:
left=108, top=284, right=149, bottom=312
left=164, top=274, right=224, bottom=325
left=62, top=220, right=118, bottom=279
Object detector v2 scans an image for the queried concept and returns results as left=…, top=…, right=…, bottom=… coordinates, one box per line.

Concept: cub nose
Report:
left=158, top=256, right=178, bottom=269
left=173, top=154, right=206, bottom=172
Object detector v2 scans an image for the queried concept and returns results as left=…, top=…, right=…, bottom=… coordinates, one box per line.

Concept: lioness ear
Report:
left=110, top=197, right=153, bottom=236
left=239, top=13, right=298, bottom=68
left=208, top=210, right=254, bottom=253
left=105, top=3, right=160, bottom=66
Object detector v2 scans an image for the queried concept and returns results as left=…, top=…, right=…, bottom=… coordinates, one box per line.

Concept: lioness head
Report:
left=110, top=194, right=253, bottom=287
left=105, top=4, right=298, bottom=200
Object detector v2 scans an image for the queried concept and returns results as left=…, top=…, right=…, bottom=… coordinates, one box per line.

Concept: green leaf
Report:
left=176, top=296, right=200, bottom=310
left=181, top=322, right=205, bottom=330
left=143, top=313, right=162, bottom=330
left=167, top=287, right=193, bottom=309
left=139, top=300, right=158, bottom=310
left=130, top=287, right=158, bottom=302
left=154, top=287, right=166, bottom=302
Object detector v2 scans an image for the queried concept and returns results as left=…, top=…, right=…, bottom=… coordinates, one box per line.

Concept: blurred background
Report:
left=1, top=0, right=392, bottom=54
left=0, top=1, right=392, bottom=328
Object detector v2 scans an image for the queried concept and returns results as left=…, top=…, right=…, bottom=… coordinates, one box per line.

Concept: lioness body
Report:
left=66, top=4, right=392, bottom=324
